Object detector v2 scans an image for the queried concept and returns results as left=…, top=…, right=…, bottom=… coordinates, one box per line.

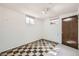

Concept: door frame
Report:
left=62, top=15, right=78, bottom=49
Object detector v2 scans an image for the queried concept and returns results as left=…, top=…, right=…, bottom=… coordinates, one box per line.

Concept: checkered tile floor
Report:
left=0, top=39, right=58, bottom=56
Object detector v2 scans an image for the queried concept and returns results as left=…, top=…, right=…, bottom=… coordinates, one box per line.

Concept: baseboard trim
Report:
left=0, top=39, right=40, bottom=54
left=0, top=39, right=58, bottom=55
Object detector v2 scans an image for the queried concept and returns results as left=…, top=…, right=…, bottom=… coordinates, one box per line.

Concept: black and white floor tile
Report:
left=0, top=39, right=58, bottom=56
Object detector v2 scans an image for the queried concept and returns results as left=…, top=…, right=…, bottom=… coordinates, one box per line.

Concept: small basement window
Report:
left=26, top=16, right=35, bottom=24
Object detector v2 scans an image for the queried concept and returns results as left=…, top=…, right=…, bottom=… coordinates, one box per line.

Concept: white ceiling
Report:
left=0, top=3, right=79, bottom=19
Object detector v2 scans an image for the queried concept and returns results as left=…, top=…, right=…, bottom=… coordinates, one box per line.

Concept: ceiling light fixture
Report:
left=41, top=8, right=50, bottom=15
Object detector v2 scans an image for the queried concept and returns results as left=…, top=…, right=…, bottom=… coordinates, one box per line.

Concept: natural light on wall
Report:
left=26, top=16, right=35, bottom=24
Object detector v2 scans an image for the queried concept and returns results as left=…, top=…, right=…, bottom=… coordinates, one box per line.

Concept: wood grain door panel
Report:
left=62, top=15, right=78, bottom=49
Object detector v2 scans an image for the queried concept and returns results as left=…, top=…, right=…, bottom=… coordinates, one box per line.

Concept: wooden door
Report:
left=62, top=15, right=78, bottom=49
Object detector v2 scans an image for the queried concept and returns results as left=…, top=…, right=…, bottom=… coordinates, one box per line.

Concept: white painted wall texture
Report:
left=43, top=11, right=79, bottom=44
left=0, top=6, right=43, bottom=52
left=0, top=6, right=79, bottom=52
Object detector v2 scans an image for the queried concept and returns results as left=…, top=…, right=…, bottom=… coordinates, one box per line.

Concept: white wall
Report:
left=43, top=18, right=62, bottom=43
left=0, top=6, right=43, bottom=52
left=0, top=6, right=79, bottom=52
left=43, top=11, right=78, bottom=44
